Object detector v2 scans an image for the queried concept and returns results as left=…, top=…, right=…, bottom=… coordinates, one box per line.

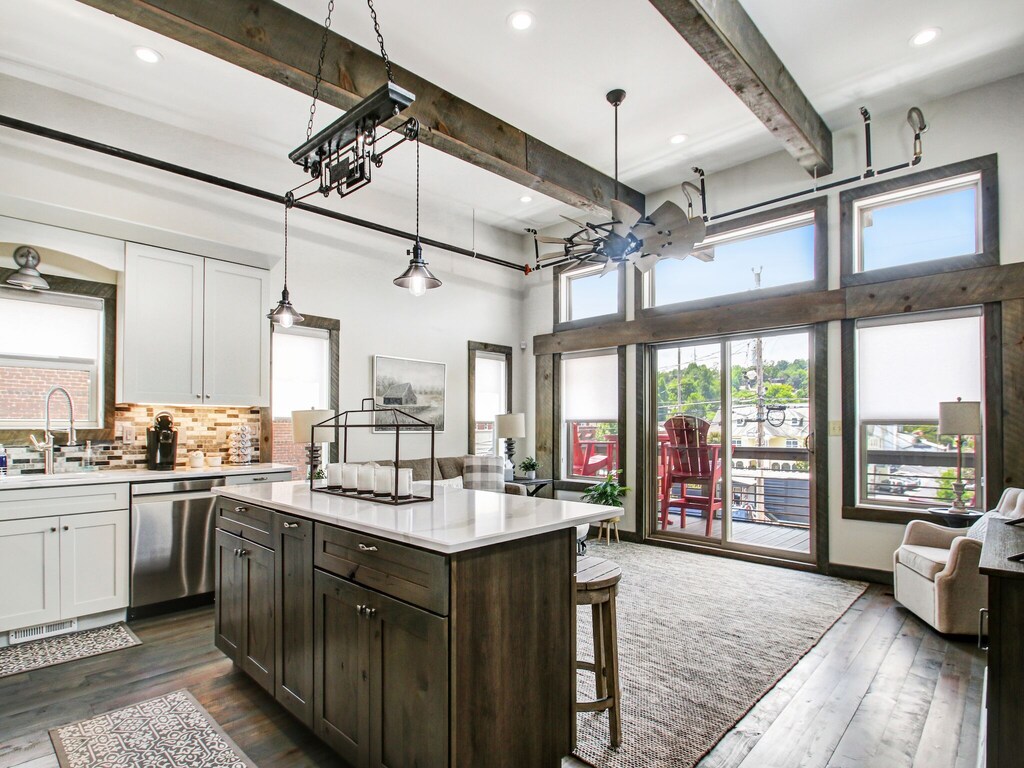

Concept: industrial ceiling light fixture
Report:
left=286, top=0, right=418, bottom=203
left=6, top=246, right=49, bottom=290
left=267, top=204, right=304, bottom=327
left=529, top=90, right=710, bottom=275
left=393, top=139, right=441, bottom=296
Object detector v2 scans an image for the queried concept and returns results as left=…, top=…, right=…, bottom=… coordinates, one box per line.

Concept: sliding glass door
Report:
left=650, top=328, right=815, bottom=560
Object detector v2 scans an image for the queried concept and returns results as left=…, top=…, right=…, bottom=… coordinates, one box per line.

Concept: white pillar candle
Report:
left=326, top=463, right=343, bottom=487
left=341, top=463, right=359, bottom=490
left=357, top=463, right=376, bottom=493
left=397, top=467, right=413, bottom=498
left=373, top=466, right=394, bottom=496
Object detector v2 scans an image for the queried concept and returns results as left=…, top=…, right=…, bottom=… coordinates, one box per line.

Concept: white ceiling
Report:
left=0, top=0, right=1022, bottom=234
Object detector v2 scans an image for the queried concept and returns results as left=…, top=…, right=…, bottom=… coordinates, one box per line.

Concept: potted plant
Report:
left=580, top=471, right=630, bottom=508
left=518, top=456, right=540, bottom=480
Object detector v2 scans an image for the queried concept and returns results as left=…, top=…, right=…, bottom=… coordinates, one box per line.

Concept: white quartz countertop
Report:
left=215, top=481, right=616, bottom=554
left=0, top=463, right=295, bottom=490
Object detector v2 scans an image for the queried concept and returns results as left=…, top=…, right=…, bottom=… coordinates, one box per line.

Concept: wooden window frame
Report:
left=839, top=154, right=999, bottom=287
left=0, top=268, right=116, bottom=444
left=553, top=261, right=626, bottom=332
left=637, top=196, right=828, bottom=318
left=467, top=341, right=513, bottom=456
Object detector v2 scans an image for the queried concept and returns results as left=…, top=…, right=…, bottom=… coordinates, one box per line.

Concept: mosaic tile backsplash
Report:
left=4, top=404, right=261, bottom=475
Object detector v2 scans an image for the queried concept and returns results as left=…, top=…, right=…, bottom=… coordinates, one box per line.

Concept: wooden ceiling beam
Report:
left=649, top=0, right=833, bottom=176
left=75, top=0, right=644, bottom=214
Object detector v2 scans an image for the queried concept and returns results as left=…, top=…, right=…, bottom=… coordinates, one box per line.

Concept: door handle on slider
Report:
left=357, top=543, right=378, bottom=552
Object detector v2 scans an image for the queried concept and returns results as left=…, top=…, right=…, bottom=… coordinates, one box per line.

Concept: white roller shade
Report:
left=563, top=352, right=618, bottom=421
left=857, top=312, right=982, bottom=421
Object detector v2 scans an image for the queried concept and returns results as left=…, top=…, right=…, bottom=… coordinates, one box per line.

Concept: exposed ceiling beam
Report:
left=74, top=0, right=644, bottom=214
left=649, top=0, right=833, bottom=176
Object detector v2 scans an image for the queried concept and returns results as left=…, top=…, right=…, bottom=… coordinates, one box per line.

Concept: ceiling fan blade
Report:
left=631, top=222, right=658, bottom=239
left=535, top=235, right=570, bottom=244
left=560, top=214, right=589, bottom=229
left=539, top=251, right=568, bottom=261
left=690, top=249, right=715, bottom=262
left=600, top=258, right=619, bottom=276
left=676, top=215, right=707, bottom=245
left=611, top=200, right=642, bottom=237
left=634, top=254, right=661, bottom=273
left=648, top=200, right=689, bottom=230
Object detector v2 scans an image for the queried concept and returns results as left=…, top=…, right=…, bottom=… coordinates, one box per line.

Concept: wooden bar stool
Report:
left=575, top=555, right=622, bottom=748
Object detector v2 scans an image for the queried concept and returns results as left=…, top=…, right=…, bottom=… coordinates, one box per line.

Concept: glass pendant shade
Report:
left=7, top=246, right=49, bottom=290
left=268, top=286, right=303, bottom=328
left=393, top=243, right=441, bottom=297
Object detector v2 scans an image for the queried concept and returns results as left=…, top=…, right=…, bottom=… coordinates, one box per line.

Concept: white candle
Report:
left=341, top=463, right=359, bottom=490
left=397, top=467, right=413, bottom=498
left=373, top=466, right=394, bottom=496
left=357, top=464, right=376, bottom=493
left=326, top=463, right=343, bottom=487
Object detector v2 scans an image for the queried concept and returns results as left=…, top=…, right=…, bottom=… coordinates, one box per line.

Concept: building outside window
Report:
left=0, top=288, right=104, bottom=428
left=854, top=307, right=984, bottom=509
left=561, top=349, right=619, bottom=480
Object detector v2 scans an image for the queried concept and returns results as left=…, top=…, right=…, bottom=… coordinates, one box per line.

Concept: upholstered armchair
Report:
left=893, top=487, right=1024, bottom=635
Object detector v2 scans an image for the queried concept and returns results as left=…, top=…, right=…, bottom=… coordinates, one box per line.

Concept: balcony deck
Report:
left=658, top=512, right=810, bottom=553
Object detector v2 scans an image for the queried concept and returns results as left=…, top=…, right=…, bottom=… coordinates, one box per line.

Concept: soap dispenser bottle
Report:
left=83, top=440, right=95, bottom=470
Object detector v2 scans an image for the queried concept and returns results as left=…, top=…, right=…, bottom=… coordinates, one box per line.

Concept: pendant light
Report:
left=6, top=246, right=50, bottom=290
left=393, top=140, right=441, bottom=296
left=268, top=204, right=304, bottom=328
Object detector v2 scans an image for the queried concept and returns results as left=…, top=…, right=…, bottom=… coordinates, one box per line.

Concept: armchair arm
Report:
left=902, top=520, right=961, bottom=549
left=504, top=482, right=528, bottom=496
left=935, top=536, right=983, bottom=583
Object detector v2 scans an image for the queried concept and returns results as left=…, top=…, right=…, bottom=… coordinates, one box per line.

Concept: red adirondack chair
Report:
left=572, top=422, right=614, bottom=476
left=660, top=415, right=723, bottom=534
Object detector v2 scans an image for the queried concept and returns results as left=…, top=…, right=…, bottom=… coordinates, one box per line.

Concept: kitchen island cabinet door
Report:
left=274, top=514, right=314, bottom=726
left=214, top=529, right=245, bottom=662
left=240, top=539, right=275, bottom=693
left=369, top=590, right=449, bottom=768
left=0, top=517, right=61, bottom=633
left=203, top=259, right=270, bottom=407
left=314, top=570, right=370, bottom=768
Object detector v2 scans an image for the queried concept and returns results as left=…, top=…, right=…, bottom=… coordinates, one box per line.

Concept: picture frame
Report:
left=372, top=355, right=446, bottom=432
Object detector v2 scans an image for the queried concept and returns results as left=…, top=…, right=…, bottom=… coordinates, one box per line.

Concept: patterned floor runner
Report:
left=0, top=623, right=140, bottom=678
left=50, top=689, right=256, bottom=768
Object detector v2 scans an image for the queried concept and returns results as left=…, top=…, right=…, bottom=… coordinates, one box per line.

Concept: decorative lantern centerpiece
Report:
left=308, top=398, right=435, bottom=505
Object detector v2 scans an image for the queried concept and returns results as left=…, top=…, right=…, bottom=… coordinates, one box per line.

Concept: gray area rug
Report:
left=50, top=689, right=256, bottom=768
left=575, top=541, right=867, bottom=768
left=0, top=623, right=140, bottom=679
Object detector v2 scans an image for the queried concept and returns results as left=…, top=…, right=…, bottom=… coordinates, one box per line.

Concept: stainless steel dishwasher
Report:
left=129, top=476, right=225, bottom=618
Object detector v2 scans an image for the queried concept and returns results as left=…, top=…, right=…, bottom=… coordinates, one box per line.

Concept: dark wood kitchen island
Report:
left=212, top=480, right=613, bottom=768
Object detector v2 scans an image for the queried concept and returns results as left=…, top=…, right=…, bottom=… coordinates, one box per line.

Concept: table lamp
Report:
left=495, top=412, right=526, bottom=481
left=938, top=398, right=982, bottom=512
left=292, top=408, right=336, bottom=480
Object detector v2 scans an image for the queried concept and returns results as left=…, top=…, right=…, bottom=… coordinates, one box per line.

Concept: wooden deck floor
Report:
left=656, top=513, right=811, bottom=553
left=0, top=586, right=982, bottom=768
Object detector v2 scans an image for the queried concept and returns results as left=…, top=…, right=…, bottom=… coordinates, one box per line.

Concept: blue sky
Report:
left=861, top=187, right=976, bottom=270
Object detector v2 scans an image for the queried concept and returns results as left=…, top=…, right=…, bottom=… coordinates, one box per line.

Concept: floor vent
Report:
left=8, top=618, right=78, bottom=645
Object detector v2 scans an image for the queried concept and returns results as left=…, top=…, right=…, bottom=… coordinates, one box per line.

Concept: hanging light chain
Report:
left=306, top=0, right=335, bottom=143
left=283, top=204, right=290, bottom=288
left=366, top=0, right=394, bottom=83
left=415, top=137, right=420, bottom=246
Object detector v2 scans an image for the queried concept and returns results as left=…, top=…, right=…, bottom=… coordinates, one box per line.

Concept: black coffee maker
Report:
left=146, top=411, right=178, bottom=470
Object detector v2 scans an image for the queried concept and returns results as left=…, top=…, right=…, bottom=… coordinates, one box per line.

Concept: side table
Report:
left=512, top=477, right=553, bottom=497
left=927, top=508, right=983, bottom=528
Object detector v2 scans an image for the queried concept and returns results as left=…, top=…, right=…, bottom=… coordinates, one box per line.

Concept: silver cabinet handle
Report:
left=357, top=543, right=378, bottom=552
left=252, top=476, right=267, bottom=481
left=978, top=608, right=989, bottom=650
left=234, top=506, right=248, bottom=514
left=283, top=521, right=299, bottom=529
left=365, top=607, right=376, bottom=618
left=356, top=604, right=366, bottom=615
left=233, top=548, right=240, bottom=557
left=239, top=549, right=249, bottom=557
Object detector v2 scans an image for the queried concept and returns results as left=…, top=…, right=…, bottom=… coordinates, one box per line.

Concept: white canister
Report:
left=326, top=463, right=343, bottom=487
left=341, top=463, right=359, bottom=491
left=397, top=467, right=413, bottom=498
left=189, top=450, right=204, bottom=468
left=357, top=464, right=376, bottom=493
left=373, top=466, right=395, bottom=497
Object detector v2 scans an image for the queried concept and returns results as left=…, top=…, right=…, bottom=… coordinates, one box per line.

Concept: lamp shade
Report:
left=495, top=412, right=526, bottom=439
left=938, top=400, right=982, bottom=436
left=291, top=408, right=337, bottom=443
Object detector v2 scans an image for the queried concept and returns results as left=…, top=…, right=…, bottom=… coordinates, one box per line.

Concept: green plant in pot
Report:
left=580, top=471, right=630, bottom=508
left=518, top=456, right=540, bottom=480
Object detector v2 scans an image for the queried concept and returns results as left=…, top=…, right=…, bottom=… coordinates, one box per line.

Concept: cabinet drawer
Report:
left=224, top=471, right=292, bottom=486
left=217, top=500, right=273, bottom=549
left=0, top=483, right=129, bottom=522
left=314, top=525, right=449, bottom=616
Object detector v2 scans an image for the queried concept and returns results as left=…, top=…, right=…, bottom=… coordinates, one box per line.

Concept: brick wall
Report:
left=273, top=417, right=307, bottom=480
left=0, top=366, right=91, bottom=420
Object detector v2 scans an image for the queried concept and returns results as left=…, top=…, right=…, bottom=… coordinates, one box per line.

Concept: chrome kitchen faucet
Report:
left=29, top=385, right=77, bottom=474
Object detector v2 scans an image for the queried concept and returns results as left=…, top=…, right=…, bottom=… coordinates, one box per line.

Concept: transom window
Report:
left=0, top=288, right=104, bottom=428
left=559, top=263, right=619, bottom=323
left=853, top=173, right=981, bottom=273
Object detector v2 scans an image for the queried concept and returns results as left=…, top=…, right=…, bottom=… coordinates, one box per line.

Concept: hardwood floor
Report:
left=1, top=585, right=982, bottom=768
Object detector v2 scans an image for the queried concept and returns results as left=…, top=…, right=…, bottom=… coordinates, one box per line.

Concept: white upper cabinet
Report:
left=121, top=245, right=204, bottom=405
left=119, top=244, right=270, bottom=407
left=203, top=258, right=271, bottom=407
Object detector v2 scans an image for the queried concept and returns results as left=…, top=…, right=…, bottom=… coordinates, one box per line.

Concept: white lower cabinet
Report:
left=0, top=509, right=129, bottom=634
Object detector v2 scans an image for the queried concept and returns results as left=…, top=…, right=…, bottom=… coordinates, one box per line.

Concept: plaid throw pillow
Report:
left=462, top=455, right=504, bottom=492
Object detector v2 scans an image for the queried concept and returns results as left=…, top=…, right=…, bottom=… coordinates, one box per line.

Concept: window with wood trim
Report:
left=641, top=198, right=825, bottom=313
left=561, top=349, right=620, bottom=481
left=556, top=262, right=622, bottom=326
left=468, top=342, right=512, bottom=456
left=851, top=307, right=985, bottom=511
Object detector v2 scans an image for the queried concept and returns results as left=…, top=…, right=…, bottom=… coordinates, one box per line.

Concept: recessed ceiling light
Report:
left=669, top=134, right=688, bottom=145
left=910, top=27, right=940, bottom=47
left=520, top=195, right=533, bottom=203
left=133, top=46, right=163, bottom=64
left=507, top=11, right=534, bottom=31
